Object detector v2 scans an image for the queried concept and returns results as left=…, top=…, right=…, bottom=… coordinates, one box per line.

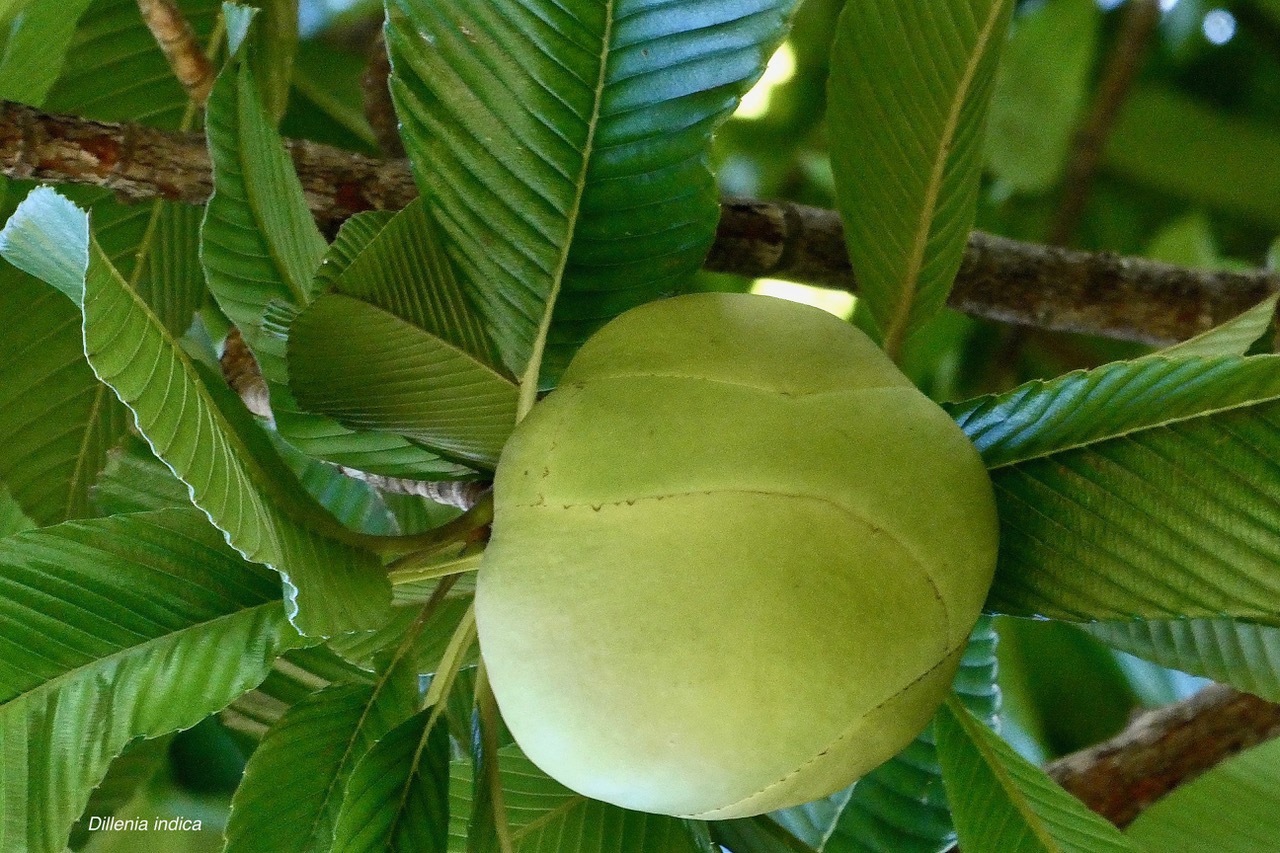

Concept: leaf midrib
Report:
left=883, top=0, right=1006, bottom=358
left=515, top=0, right=615, bottom=420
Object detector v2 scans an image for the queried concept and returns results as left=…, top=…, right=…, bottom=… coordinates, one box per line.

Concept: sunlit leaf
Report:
left=0, top=509, right=305, bottom=853
left=0, top=188, right=391, bottom=637
left=828, top=0, right=1013, bottom=356
left=387, top=0, right=797, bottom=392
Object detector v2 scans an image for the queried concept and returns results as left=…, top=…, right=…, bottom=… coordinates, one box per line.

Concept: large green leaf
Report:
left=66, top=736, right=172, bottom=850
left=771, top=617, right=1000, bottom=853
left=331, top=707, right=452, bottom=853
left=0, top=188, right=391, bottom=637
left=202, top=46, right=465, bottom=479
left=827, top=0, right=1012, bottom=357
left=290, top=294, right=518, bottom=467
left=288, top=198, right=517, bottom=467
left=445, top=746, right=704, bottom=853
left=1085, top=618, right=1280, bottom=703
left=949, top=353, right=1280, bottom=621
left=1125, top=737, right=1280, bottom=852
left=0, top=266, right=128, bottom=524
left=0, top=508, right=305, bottom=853
left=386, top=0, right=797, bottom=395
left=936, top=697, right=1136, bottom=852
left=224, top=671, right=420, bottom=853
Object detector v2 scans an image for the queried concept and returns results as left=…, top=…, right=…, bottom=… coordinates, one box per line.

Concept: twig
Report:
left=1046, top=684, right=1280, bottom=828
left=1049, top=0, right=1161, bottom=246
left=2, top=101, right=1278, bottom=346
left=136, top=0, right=217, bottom=106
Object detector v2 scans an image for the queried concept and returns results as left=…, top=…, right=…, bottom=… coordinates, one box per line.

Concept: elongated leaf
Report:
left=985, top=0, right=1098, bottom=193
left=828, top=0, right=1012, bottom=356
left=225, top=669, right=420, bottom=853
left=948, top=353, right=1280, bottom=621
left=0, top=508, right=305, bottom=853
left=950, top=354, right=1280, bottom=470
left=711, top=815, right=817, bottom=853
left=1161, top=294, right=1278, bottom=359
left=387, top=0, right=797, bottom=391
left=202, top=47, right=465, bottom=479
left=0, top=188, right=391, bottom=637
left=785, top=617, right=999, bottom=853
left=446, top=746, right=704, bottom=853
left=1085, top=618, right=1280, bottom=702
left=0, top=0, right=96, bottom=104
left=936, top=697, right=1136, bottom=852
left=0, top=484, right=35, bottom=537
left=1125, top=737, right=1280, bottom=852
left=332, top=707, right=452, bottom=853
left=290, top=294, right=519, bottom=467
left=0, top=265, right=128, bottom=524
left=288, top=197, right=517, bottom=466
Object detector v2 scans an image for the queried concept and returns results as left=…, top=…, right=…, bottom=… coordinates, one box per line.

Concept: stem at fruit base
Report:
left=365, top=489, right=494, bottom=559
left=423, top=602, right=477, bottom=720
left=472, top=661, right=516, bottom=853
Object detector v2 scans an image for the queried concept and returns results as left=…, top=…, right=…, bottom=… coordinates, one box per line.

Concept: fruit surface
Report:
left=476, top=292, right=998, bottom=818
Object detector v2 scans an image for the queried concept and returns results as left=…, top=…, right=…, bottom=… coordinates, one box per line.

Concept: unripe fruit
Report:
left=476, top=292, right=998, bottom=819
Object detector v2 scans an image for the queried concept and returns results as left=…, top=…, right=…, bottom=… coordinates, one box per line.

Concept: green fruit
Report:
left=476, top=292, right=998, bottom=819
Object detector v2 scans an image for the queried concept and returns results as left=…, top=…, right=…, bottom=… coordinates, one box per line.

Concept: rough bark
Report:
left=3, top=100, right=1277, bottom=345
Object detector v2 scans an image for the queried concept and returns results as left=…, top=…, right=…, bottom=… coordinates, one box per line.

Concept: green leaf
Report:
left=936, top=696, right=1136, bottom=852
left=288, top=197, right=517, bottom=467
left=0, top=264, right=128, bottom=525
left=950, top=354, right=1280, bottom=470
left=224, top=667, right=420, bottom=853
left=994, top=620, right=1137, bottom=758
left=1125, top=737, right=1280, bottom=852
left=1105, top=88, right=1280, bottom=229
left=43, top=0, right=220, bottom=128
left=90, top=432, right=194, bottom=515
left=331, top=707, right=452, bottom=853
left=985, top=0, right=1098, bottom=193
left=949, top=353, right=1280, bottom=621
left=202, top=47, right=465, bottom=480
left=786, top=617, right=999, bottom=853
left=247, top=0, right=299, bottom=122
left=203, top=58, right=326, bottom=383
left=0, top=483, right=35, bottom=537
left=67, top=737, right=172, bottom=850
left=446, top=746, right=704, bottom=853
left=0, top=508, right=305, bottom=853
left=286, top=38, right=379, bottom=152
left=387, top=0, right=797, bottom=396
left=0, top=187, right=392, bottom=637
left=290, top=294, right=519, bottom=467
left=710, top=815, right=817, bottom=853
left=1085, top=617, right=1280, bottom=703
left=0, top=0, right=97, bottom=104
left=1161, top=294, right=1278, bottom=359
left=827, top=0, right=1013, bottom=357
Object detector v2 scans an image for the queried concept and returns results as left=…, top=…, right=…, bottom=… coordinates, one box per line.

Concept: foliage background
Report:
left=2, top=0, right=1279, bottom=849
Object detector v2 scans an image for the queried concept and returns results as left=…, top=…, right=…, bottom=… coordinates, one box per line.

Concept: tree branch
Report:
left=136, top=0, right=217, bottom=105
left=1047, top=684, right=1280, bottom=828
left=2, top=100, right=1277, bottom=346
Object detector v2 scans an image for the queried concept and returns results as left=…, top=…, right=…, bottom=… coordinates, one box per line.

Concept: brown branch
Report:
left=137, top=0, right=217, bottom=106
left=1046, top=684, right=1280, bottom=828
left=1049, top=0, right=1161, bottom=246
left=2, top=100, right=1278, bottom=346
